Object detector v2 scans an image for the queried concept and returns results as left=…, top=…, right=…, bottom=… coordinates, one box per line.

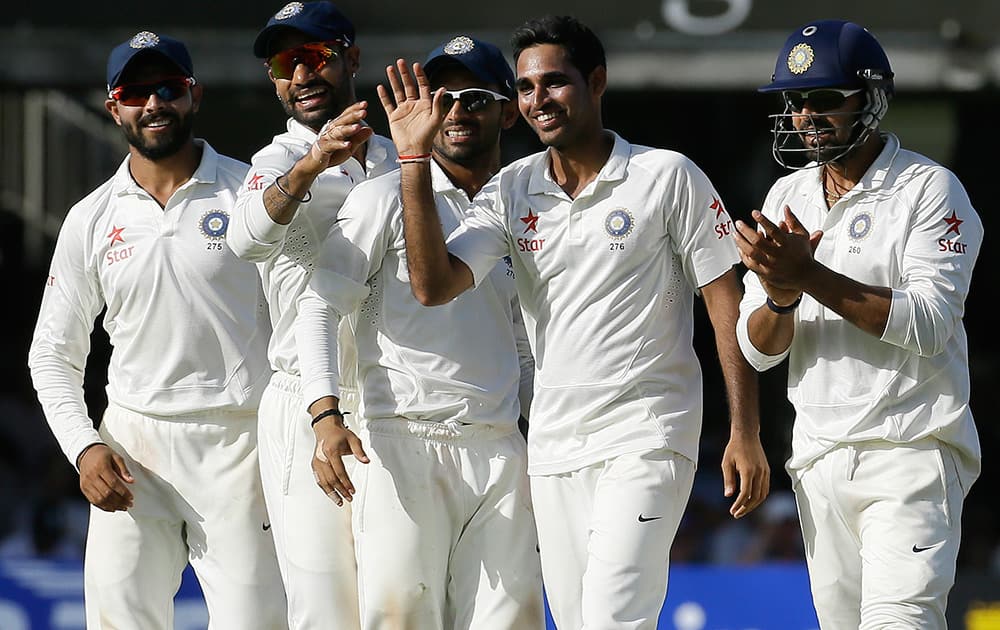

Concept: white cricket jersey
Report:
left=736, top=134, right=983, bottom=478
left=28, top=141, right=272, bottom=467
left=446, top=132, right=739, bottom=475
left=298, top=162, right=534, bottom=426
left=227, top=119, right=397, bottom=391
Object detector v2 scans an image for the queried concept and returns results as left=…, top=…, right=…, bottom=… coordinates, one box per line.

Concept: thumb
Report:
left=112, top=452, right=134, bottom=483
left=721, top=458, right=736, bottom=497
left=809, top=230, right=824, bottom=252
left=349, top=433, right=370, bottom=464
left=352, top=126, right=375, bottom=148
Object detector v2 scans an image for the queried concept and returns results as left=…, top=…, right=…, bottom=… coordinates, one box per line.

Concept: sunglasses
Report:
left=440, top=88, right=509, bottom=113
left=109, top=77, right=196, bottom=107
left=267, top=41, right=345, bottom=80
left=783, top=88, right=863, bottom=112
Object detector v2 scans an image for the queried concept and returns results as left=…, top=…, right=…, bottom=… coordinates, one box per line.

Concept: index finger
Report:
left=332, top=102, right=368, bottom=124
left=328, top=454, right=356, bottom=500
left=376, top=83, right=395, bottom=115
left=751, top=209, right=782, bottom=239
left=782, top=205, right=807, bottom=233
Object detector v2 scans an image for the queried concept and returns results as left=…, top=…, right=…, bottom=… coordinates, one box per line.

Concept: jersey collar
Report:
left=528, top=130, right=630, bottom=198
left=112, top=138, right=218, bottom=196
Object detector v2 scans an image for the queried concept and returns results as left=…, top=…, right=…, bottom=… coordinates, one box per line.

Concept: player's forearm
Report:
left=263, top=153, right=327, bottom=225
left=400, top=162, right=464, bottom=305
left=720, top=351, right=761, bottom=435
left=802, top=263, right=891, bottom=339
left=746, top=306, right=795, bottom=356
left=702, top=270, right=761, bottom=433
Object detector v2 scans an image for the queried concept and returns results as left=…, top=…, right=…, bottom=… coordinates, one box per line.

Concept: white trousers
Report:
left=353, top=418, right=544, bottom=630
left=531, top=447, right=695, bottom=630
left=794, top=438, right=977, bottom=630
left=85, top=404, right=286, bottom=629
left=257, top=371, right=361, bottom=630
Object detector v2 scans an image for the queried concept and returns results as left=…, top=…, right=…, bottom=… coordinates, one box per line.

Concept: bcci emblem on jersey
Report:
left=200, top=210, right=230, bottom=239
left=605, top=208, right=634, bottom=239
left=848, top=211, right=873, bottom=241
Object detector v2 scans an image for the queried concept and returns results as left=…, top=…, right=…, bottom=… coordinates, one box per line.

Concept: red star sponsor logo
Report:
left=107, top=225, right=126, bottom=246
left=520, top=209, right=539, bottom=234
left=710, top=197, right=726, bottom=219
left=942, top=211, right=963, bottom=236
left=247, top=173, right=265, bottom=190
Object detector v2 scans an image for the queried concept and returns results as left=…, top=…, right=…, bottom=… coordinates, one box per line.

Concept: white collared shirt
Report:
left=227, top=119, right=397, bottom=386
left=298, top=161, right=534, bottom=426
left=447, top=132, right=739, bottom=474
left=29, top=141, right=272, bottom=467
left=737, top=134, right=983, bottom=477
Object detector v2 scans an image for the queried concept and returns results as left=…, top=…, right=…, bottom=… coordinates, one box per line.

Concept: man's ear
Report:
left=190, top=83, right=204, bottom=114
left=587, top=65, right=607, bottom=100
left=344, top=45, right=361, bottom=75
left=500, top=99, right=519, bottom=130
left=105, top=99, right=123, bottom=126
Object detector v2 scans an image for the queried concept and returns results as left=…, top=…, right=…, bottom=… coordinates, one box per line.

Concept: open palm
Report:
left=377, top=59, right=446, bottom=157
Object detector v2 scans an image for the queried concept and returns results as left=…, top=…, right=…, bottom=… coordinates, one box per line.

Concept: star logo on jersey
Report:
left=710, top=197, right=726, bottom=219
left=247, top=173, right=266, bottom=191
left=520, top=209, right=540, bottom=234
left=107, top=225, right=126, bottom=246
left=942, top=211, right=963, bottom=236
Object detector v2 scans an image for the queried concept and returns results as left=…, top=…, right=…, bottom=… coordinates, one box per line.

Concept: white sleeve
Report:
left=296, top=286, right=341, bottom=410
left=27, top=207, right=106, bottom=469
left=881, top=168, right=983, bottom=356
left=227, top=151, right=300, bottom=262
left=300, top=180, right=393, bottom=409
left=735, top=185, right=791, bottom=372
left=447, top=173, right=512, bottom=287
left=663, top=156, right=740, bottom=291
left=308, top=181, right=389, bottom=315
left=511, top=291, right=535, bottom=419
left=736, top=266, right=790, bottom=372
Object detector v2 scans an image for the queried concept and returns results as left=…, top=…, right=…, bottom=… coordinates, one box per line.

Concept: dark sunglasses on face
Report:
left=783, top=88, right=863, bottom=113
left=440, top=88, right=509, bottom=113
left=109, top=76, right=196, bottom=107
left=267, top=41, right=345, bottom=80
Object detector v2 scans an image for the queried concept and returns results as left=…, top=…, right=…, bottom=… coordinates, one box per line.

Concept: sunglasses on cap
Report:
left=266, top=41, right=346, bottom=80
left=440, top=88, right=509, bottom=114
left=783, top=88, right=863, bottom=113
left=109, top=76, right=196, bottom=107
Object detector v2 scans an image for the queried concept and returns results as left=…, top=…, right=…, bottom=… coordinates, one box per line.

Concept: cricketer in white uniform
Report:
left=735, top=20, right=982, bottom=629
left=27, top=32, right=285, bottom=629
left=381, top=16, right=769, bottom=630
left=226, top=2, right=396, bottom=627
left=298, top=36, right=543, bottom=630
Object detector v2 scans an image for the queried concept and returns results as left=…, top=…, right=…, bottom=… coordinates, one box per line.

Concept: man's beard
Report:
left=121, top=110, right=195, bottom=160
left=281, top=78, right=351, bottom=131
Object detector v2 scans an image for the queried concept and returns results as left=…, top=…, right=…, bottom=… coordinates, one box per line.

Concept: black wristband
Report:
left=274, top=175, right=312, bottom=203
left=765, top=295, right=802, bottom=314
left=310, top=408, right=346, bottom=427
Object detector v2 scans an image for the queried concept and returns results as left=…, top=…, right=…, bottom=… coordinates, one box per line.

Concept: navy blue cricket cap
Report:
left=760, top=19, right=892, bottom=93
left=253, top=1, right=356, bottom=59
left=424, top=36, right=515, bottom=97
left=106, top=31, right=194, bottom=89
